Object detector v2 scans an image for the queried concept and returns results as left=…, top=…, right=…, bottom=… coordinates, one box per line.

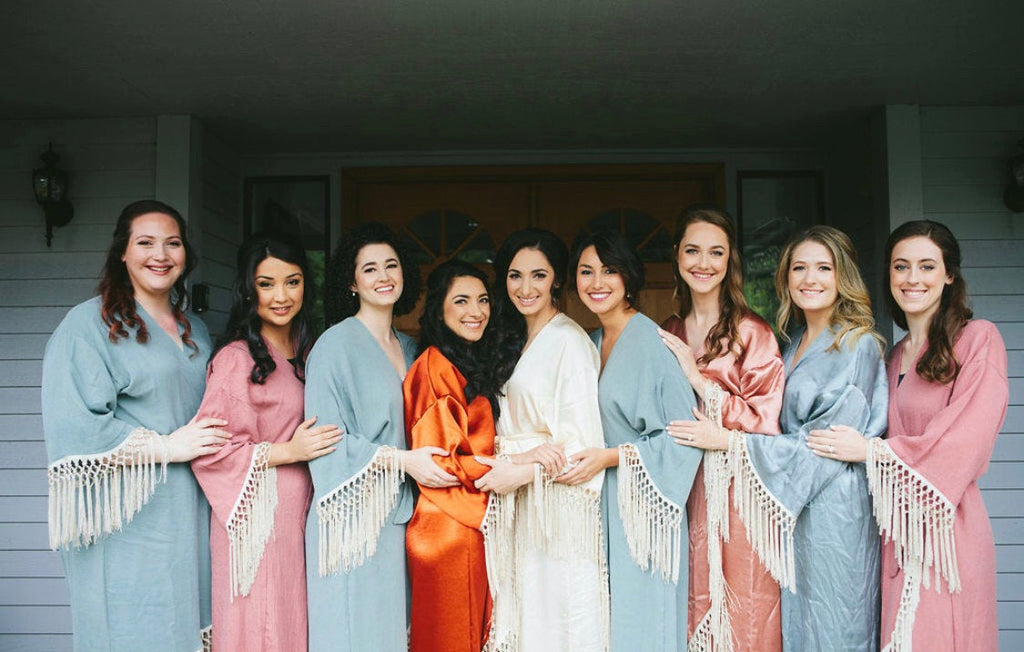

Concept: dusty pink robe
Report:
left=192, top=341, right=313, bottom=652
left=877, top=320, right=1007, bottom=651
left=662, top=314, right=785, bottom=651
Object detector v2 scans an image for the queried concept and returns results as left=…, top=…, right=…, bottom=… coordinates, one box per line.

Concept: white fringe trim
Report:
left=729, top=432, right=796, bottom=591
left=866, top=438, right=959, bottom=652
left=199, top=625, right=212, bottom=652
left=47, top=426, right=169, bottom=550
left=226, top=442, right=278, bottom=600
left=693, top=381, right=734, bottom=652
left=316, top=445, right=404, bottom=576
left=482, top=486, right=517, bottom=652
left=618, top=443, right=684, bottom=584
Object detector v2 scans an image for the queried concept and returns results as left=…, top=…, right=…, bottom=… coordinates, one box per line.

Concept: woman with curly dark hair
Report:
left=403, top=260, right=499, bottom=652
left=191, top=233, right=341, bottom=651
left=808, top=220, right=1007, bottom=651
left=304, top=222, right=456, bottom=651
left=42, top=199, right=230, bottom=651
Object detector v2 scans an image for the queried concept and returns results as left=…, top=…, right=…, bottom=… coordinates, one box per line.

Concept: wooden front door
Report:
left=342, top=164, right=725, bottom=332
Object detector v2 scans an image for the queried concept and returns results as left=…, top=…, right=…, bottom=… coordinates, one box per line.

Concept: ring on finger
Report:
left=829, top=444, right=835, bottom=454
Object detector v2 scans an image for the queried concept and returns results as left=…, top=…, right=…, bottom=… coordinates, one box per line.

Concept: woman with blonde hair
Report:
left=659, top=204, right=785, bottom=652
left=669, top=225, right=887, bottom=650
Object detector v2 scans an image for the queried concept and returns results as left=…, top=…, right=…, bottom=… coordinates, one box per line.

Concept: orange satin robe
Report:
left=404, top=346, right=495, bottom=652
left=663, top=314, right=786, bottom=651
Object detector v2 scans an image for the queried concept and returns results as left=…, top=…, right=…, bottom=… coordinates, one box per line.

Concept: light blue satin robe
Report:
left=592, top=313, right=703, bottom=651
left=304, top=317, right=417, bottom=652
left=42, top=297, right=212, bottom=652
left=744, top=325, right=887, bottom=651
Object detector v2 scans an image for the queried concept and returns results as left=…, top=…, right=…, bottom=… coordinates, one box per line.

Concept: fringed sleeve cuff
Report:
left=865, top=437, right=960, bottom=592
left=225, top=442, right=278, bottom=599
left=48, top=426, right=168, bottom=550
left=316, top=445, right=404, bottom=576
left=482, top=486, right=518, bottom=652
left=617, top=442, right=685, bottom=583
left=729, top=431, right=797, bottom=591
left=199, top=625, right=212, bottom=652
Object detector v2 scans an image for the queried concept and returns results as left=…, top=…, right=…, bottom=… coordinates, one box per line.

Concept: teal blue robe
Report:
left=41, top=297, right=212, bottom=651
left=742, top=326, right=886, bottom=651
left=592, top=313, right=703, bottom=651
left=304, top=317, right=417, bottom=652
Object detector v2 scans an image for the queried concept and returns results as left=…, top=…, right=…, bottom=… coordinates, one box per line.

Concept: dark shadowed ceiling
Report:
left=1, top=0, right=1022, bottom=154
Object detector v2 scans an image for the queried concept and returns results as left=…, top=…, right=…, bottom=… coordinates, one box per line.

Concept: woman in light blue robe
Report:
left=42, top=201, right=226, bottom=651
left=670, top=225, right=887, bottom=651
left=304, top=223, right=456, bottom=651
left=560, top=229, right=702, bottom=651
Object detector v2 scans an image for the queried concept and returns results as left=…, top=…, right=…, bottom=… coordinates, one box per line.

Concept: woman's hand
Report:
left=666, top=407, right=728, bottom=451
left=807, top=425, right=868, bottom=463
left=166, top=417, right=231, bottom=462
left=556, top=447, right=617, bottom=486
left=511, top=443, right=567, bottom=477
left=272, top=416, right=343, bottom=466
left=658, top=328, right=704, bottom=395
left=403, top=447, right=460, bottom=489
left=473, top=457, right=534, bottom=494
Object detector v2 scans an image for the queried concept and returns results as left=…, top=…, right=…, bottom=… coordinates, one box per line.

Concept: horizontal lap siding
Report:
left=920, top=105, right=1024, bottom=637
left=0, top=118, right=157, bottom=651
left=198, top=128, right=242, bottom=336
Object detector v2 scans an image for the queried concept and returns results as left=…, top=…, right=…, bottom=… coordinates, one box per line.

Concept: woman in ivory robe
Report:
left=304, top=223, right=459, bottom=651
left=404, top=261, right=502, bottom=652
left=192, top=235, right=341, bottom=651
left=42, top=200, right=229, bottom=651
left=670, top=225, right=887, bottom=651
left=659, top=205, right=784, bottom=652
left=562, top=228, right=703, bottom=651
left=808, top=220, right=1006, bottom=651
left=474, top=228, right=608, bottom=651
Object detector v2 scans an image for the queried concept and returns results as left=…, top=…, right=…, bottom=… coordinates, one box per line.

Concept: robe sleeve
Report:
left=549, top=333, right=605, bottom=492
left=617, top=345, right=704, bottom=583
left=405, top=348, right=492, bottom=530
left=191, top=345, right=278, bottom=598
left=43, top=322, right=169, bottom=550
left=733, top=333, right=888, bottom=589
left=866, top=320, right=1008, bottom=595
left=304, top=332, right=405, bottom=576
left=720, top=325, right=786, bottom=434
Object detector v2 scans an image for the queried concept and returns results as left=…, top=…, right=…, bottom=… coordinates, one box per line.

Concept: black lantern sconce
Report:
left=1006, top=138, right=1024, bottom=213
left=32, top=143, right=74, bottom=247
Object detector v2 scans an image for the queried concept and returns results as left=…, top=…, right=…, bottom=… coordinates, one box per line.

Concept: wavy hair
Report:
left=419, top=260, right=501, bottom=415
left=672, top=203, right=755, bottom=364
left=98, top=199, right=198, bottom=353
left=325, top=222, right=421, bottom=325
left=775, top=225, right=885, bottom=353
left=886, top=220, right=972, bottom=383
left=213, top=233, right=316, bottom=384
left=489, top=228, right=569, bottom=390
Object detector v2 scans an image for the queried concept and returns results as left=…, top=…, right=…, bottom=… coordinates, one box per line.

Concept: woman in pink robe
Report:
left=192, top=235, right=342, bottom=651
left=809, top=220, right=1007, bottom=651
left=659, top=205, right=785, bottom=652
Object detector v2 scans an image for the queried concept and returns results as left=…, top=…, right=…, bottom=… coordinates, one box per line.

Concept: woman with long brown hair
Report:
left=42, top=199, right=230, bottom=651
left=658, top=204, right=784, bottom=652
left=808, top=220, right=1007, bottom=651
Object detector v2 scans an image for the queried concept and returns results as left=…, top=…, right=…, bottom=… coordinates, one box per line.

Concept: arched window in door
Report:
left=401, top=209, right=496, bottom=265
left=581, top=208, right=674, bottom=263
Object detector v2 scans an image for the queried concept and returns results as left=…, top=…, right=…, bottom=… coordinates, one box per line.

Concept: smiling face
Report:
left=676, top=220, right=729, bottom=298
left=351, top=243, right=404, bottom=311
left=889, top=235, right=952, bottom=324
left=787, top=240, right=838, bottom=320
left=121, top=212, right=186, bottom=301
left=506, top=247, right=557, bottom=318
left=442, top=275, right=490, bottom=343
left=576, top=245, right=629, bottom=318
left=254, top=256, right=304, bottom=335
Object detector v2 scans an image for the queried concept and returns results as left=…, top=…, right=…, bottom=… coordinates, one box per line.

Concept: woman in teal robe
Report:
left=560, top=228, right=703, bottom=651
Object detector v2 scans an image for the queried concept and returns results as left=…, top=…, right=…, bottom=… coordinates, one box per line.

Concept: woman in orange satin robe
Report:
left=404, top=260, right=503, bottom=652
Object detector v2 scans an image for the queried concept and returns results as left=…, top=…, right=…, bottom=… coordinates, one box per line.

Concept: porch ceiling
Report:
left=1, top=0, right=1021, bottom=154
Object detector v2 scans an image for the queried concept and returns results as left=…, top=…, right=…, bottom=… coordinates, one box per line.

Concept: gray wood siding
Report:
left=198, top=127, right=242, bottom=335
left=0, top=117, right=158, bottom=651
left=920, top=105, right=1024, bottom=647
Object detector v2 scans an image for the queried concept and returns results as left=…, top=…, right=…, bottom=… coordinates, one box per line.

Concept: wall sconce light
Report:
left=32, top=143, right=74, bottom=247
left=1006, top=138, right=1024, bottom=213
